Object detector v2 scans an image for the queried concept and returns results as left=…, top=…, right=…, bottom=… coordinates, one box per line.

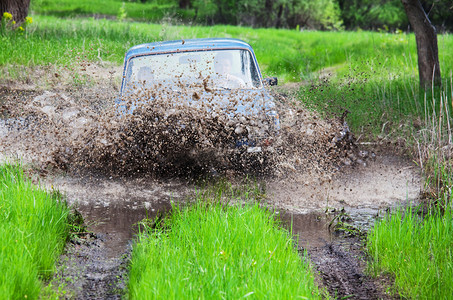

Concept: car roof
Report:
left=124, top=38, right=255, bottom=61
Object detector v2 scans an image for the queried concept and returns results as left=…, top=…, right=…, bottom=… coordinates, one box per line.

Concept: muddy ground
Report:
left=42, top=153, right=415, bottom=299
left=0, top=68, right=420, bottom=299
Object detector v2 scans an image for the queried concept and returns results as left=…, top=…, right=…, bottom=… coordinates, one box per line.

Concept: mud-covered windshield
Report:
left=122, top=49, right=262, bottom=94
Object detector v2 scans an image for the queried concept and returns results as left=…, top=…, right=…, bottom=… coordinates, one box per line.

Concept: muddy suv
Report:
left=116, top=38, right=280, bottom=158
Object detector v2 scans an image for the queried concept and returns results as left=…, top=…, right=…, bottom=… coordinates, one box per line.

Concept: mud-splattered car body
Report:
left=117, top=38, right=279, bottom=154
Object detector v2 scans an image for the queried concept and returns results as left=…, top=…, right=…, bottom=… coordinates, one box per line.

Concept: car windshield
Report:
left=122, top=49, right=262, bottom=94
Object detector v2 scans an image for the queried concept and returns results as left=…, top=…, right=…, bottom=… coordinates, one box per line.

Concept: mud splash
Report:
left=0, top=81, right=355, bottom=181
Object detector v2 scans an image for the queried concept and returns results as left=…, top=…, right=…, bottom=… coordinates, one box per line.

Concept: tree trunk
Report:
left=179, top=0, right=191, bottom=9
left=0, top=0, right=30, bottom=24
left=275, top=4, right=283, bottom=28
left=265, top=0, right=273, bottom=27
left=401, top=0, right=441, bottom=87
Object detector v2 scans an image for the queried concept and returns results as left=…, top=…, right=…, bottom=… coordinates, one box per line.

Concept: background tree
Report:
left=0, top=0, right=30, bottom=23
left=179, top=0, right=192, bottom=9
left=192, top=0, right=342, bottom=29
left=401, top=0, right=441, bottom=87
left=419, top=0, right=453, bottom=33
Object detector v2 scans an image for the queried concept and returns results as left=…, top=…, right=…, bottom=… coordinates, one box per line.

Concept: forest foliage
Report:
left=30, top=0, right=453, bottom=32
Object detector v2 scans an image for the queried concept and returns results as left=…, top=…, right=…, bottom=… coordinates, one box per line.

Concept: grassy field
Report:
left=128, top=185, right=323, bottom=299
left=0, top=164, right=71, bottom=299
left=30, top=0, right=186, bottom=22
left=2, top=14, right=453, bottom=82
left=0, top=15, right=429, bottom=79
left=367, top=207, right=453, bottom=299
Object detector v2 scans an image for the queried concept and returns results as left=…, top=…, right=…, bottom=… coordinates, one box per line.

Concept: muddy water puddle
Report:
left=52, top=176, right=343, bottom=255
left=57, top=184, right=393, bottom=299
left=50, top=176, right=193, bottom=255
left=74, top=191, right=336, bottom=255
left=52, top=173, right=396, bottom=258
left=52, top=174, right=399, bottom=257
left=38, top=157, right=415, bottom=300
left=46, top=150, right=420, bottom=298
left=280, top=206, right=390, bottom=249
left=76, top=199, right=171, bottom=257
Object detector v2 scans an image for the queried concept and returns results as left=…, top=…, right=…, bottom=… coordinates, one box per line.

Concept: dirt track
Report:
left=0, top=75, right=421, bottom=298
left=45, top=155, right=417, bottom=299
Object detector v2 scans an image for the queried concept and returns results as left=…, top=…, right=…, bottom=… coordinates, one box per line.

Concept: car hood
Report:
left=116, top=87, right=277, bottom=118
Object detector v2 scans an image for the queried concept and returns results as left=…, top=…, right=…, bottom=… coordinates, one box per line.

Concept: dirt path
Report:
left=53, top=234, right=128, bottom=299
left=307, top=238, right=396, bottom=300
left=277, top=153, right=420, bottom=299
left=1, top=83, right=421, bottom=298
left=267, top=152, right=421, bottom=214
left=42, top=150, right=420, bottom=299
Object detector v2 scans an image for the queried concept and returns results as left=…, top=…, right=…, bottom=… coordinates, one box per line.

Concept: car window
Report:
left=122, top=49, right=262, bottom=94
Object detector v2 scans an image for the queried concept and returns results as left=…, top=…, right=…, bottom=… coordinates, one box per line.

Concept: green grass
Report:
left=30, top=0, right=186, bottom=22
left=367, top=207, right=453, bottom=299
left=0, top=164, right=71, bottom=299
left=298, top=35, right=453, bottom=135
left=364, top=77, right=453, bottom=298
left=128, top=186, right=322, bottom=299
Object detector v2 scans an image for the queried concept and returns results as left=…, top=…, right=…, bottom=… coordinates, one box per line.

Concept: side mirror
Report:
left=263, top=77, right=278, bottom=86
